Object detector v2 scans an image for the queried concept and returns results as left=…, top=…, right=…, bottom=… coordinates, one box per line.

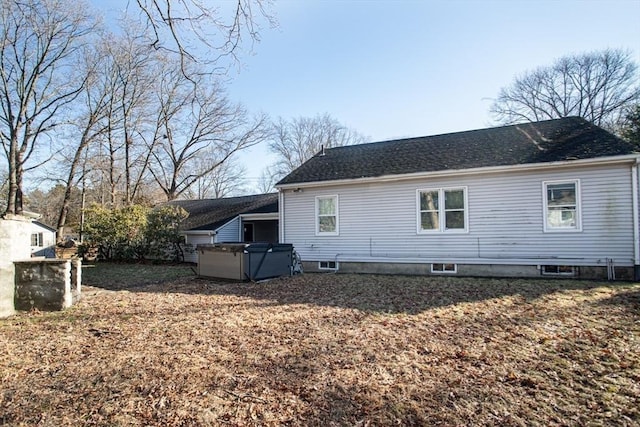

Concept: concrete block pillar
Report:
left=71, top=258, right=82, bottom=304
left=14, top=260, right=74, bottom=311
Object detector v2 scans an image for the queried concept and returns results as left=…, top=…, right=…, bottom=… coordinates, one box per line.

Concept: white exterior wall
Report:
left=281, top=163, right=637, bottom=268
left=1, top=217, right=32, bottom=317
left=30, top=223, right=56, bottom=254
left=183, top=234, right=214, bottom=263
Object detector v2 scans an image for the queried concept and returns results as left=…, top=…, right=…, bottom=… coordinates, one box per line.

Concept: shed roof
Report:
left=32, top=221, right=56, bottom=233
left=168, top=193, right=278, bottom=231
left=277, top=117, right=636, bottom=186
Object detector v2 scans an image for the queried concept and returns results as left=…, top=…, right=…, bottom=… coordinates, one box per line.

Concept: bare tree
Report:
left=78, top=27, right=159, bottom=208
left=268, top=113, right=368, bottom=181
left=184, top=155, right=247, bottom=199
left=54, top=45, right=113, bottom=241
left=621, top=104, right=640, bottom=148
left=256, top=165, right=278, bottom=194
left=26, top=184, right=73, bottom=228
left=490, top=49, right=640, bottom=130
left=147, top=62, right=269, bottom=201
left=107, top=29, right=159, bottom=206
left=0, top=0, right=96, bottom=216
left=0, top=167, right=7, bottom=213
left=132, top=0, right=276, bottom=74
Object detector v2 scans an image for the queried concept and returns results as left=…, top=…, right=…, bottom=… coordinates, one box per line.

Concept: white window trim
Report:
left=31, top=232, right=43, bottom=247
left=542, top=179, right=582, bottom=233
left=315, top=195, right=339, bottom=236
left=319, top=260, right=338, bottom=270
left=431, top=263, right=457, bottom=274
left=541, top=265, right=576, bottom=276
left=416, top=187, right=469, bottom=234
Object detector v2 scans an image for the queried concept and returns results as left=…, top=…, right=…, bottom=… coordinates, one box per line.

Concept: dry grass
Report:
left=1, top=264, right=639, bottom=426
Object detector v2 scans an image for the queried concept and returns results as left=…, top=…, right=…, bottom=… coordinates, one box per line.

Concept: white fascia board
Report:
left=276, top=154, right=640, bottom=190
left=182, top=230, right=217, bottom=235
left=239, top=212, right=279, bottom=221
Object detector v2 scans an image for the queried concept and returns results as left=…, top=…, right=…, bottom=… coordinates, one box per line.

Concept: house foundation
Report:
left=303, top=261, right=635, bottom=281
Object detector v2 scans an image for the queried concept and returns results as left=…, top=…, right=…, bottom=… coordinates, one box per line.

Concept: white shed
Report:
left=31, top=221, right=56, bottom=257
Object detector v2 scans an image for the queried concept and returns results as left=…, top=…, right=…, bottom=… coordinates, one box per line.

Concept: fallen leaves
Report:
left=0, top=265, right=639, bottom=425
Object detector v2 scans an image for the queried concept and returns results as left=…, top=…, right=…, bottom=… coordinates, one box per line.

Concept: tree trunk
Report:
left=5, top=137, right=18, bottom=215
left=125, top=136, right=131, bottom=205
left=56, top=129, right=92, bottom=243
left=14, top=162, right=24, bottom=215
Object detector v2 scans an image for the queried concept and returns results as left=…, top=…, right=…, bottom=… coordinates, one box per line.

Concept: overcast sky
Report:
left=99, top=0, right=640, bottom=193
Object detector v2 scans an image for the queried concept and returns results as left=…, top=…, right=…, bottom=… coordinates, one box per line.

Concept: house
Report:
left=275, top=117, right=640, bottom=280
left=31, top=220, right=56, bottom=257
left=169, top=193, right=279, bottom=263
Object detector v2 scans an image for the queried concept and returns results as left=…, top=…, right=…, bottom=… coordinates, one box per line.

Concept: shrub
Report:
left=83, top=204, right=187, bottom=261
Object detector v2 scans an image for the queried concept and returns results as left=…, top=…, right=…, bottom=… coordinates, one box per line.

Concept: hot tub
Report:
left=197, top=243, right=294, bottom=281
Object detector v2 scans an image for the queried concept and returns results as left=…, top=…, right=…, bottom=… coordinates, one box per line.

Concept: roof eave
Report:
left=240, top=212, right=279, bottom=221
left=276, top=154, right=640, bottom=190
left=181, top=230, right=217, bottom=235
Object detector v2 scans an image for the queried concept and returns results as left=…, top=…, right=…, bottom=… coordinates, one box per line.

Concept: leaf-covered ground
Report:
left=1, top=264, right=639, bottom=426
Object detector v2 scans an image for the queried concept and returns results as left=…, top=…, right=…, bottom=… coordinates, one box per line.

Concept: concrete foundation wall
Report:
left=14, top=259, right=81, bottom=311
left=302, top=260, right=634, bottom=280
left=0, top=216, right=32, bottom=317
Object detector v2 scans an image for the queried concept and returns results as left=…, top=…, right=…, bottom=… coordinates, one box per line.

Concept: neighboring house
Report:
left=31, top=221, right=56, bottom=258
left=276, top=117, right=640, bottom=280
left=169, top=193, right=279, bottom=263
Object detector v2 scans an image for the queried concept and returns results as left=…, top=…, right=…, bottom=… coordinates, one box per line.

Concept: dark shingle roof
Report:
left=168, top=193, right=278, bottom=231
left=277, top=117, right=636, bottom=186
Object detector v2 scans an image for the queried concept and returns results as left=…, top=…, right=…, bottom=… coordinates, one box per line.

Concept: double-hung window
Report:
left=316, top=195, right=339, bottom=235
left=417, top=187, right=467, bottom=233
left=543, top=180, right=581, bottom=232
left=31, top=232, right=43, bottom=247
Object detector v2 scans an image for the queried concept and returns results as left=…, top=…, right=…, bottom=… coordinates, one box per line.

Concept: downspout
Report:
left=278, top=190, right=285, bottom=243
left=632, top=160, right=640, bottom=280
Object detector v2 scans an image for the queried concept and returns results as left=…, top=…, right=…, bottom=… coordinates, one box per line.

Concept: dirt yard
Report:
left=1, top=263, right=639, bottom=426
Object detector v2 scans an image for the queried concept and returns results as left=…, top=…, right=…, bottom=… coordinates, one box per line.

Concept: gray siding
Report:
left=216, top=217, right=240, bottom=242
left=281, top=163, right=636, bottom=267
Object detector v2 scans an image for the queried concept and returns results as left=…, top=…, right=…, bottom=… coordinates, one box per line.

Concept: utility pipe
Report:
left=632, top=161, right=640, bottom=277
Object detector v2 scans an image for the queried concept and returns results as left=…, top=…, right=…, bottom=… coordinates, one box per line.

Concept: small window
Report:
left=316, top=195, right=339, bottom=235
left=431, top=263, right=457, bottom=274
left=418, top=187, right=467, bottom=233
left=543, top=180, right=581, bottom=232
left=31, top=233, right=43, bottom=247
left=541, top=265, right=575, bottom=276
left=319, top=261, right=338, bottom=270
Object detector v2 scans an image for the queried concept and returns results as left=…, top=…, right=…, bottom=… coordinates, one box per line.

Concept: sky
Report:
left=225, top=0, right=640, bottom=190
left=97, top=0, right=640, bottom=193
